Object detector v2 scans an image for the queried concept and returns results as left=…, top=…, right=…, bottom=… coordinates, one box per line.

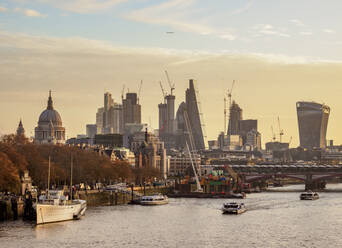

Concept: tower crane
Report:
left=227, top=80, right=235, bottom=136
left=159, top=81, right=167, bottom=103
left=137, top=80, right=143, bottom=104
left=278, top=116, right=284, bottom=143
left=165, top=70, right=175, bottom=96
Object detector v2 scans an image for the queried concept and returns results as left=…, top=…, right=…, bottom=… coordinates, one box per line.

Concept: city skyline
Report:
left=1, top=1, right=342, bottom=146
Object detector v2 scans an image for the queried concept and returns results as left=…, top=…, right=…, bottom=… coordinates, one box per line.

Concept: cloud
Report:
left=14, top=8, right=47, bottom=17
left=17, top=0, right=127, bottom=13
left=323, top=29, right=336, bottom=34
left=125, top=0, right=236, bottom=40
left=253, top=24, right=290, bottom=38
left=290, top=19, right=305, bottom=27
left=0, top=6, right=8, bottom=12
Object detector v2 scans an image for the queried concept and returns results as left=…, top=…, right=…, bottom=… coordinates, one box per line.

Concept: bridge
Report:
left=201, top=164, right=342, bottom=190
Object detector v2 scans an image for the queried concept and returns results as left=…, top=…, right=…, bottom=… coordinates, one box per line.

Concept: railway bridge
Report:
left=202, top=164, right=342, bottom=190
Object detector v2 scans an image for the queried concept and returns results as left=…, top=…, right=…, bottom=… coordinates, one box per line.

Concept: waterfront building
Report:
left=16, top=119, right=25, bottom=136
left=169, top=153, right=201, bottom=177
left=34, top=91, right=66, bottom=144
left=296, top=101, right=330, bottom=149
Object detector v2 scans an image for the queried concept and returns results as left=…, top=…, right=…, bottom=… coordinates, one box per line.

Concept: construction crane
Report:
left=159, top=81, right=167, bottom=103
left=121, top=85, right=125, bottom=101
left=278, top=116, right=284, bottom=143
left=224, top=96, right=227, bottom=134
left=271, top=126, right=276, bottom=142
left=165, top=70, right=175, bottom=96
left=137, top=80, right=143, bottom=104
left=227, top=80, right=235, bottom=135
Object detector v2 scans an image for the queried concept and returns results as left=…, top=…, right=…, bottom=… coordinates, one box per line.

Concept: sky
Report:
left=1, top=0, right=342, bottom=147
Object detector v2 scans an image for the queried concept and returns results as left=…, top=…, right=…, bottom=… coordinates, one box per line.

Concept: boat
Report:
left=36, top=156, right=87, bottom=224
left=36, top=190, right=87, bottom=224
left=140, top=194, right=169, bottom=205
left=300, top=191, right=319, bottom=200
left=222, top=202, right=246, bottom=214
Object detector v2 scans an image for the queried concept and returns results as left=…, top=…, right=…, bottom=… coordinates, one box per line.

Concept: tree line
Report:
left=0, top=134, right=160, bottom=194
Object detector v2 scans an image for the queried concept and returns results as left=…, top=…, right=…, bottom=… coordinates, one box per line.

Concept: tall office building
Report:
left=185, top=79, right=206, bottom=151
left=123, top=92, right=141, bottom=126
left=296, top=101, right=330, bottom=149
left=158, top=103, right=167, bottom=134
left=86, top=124, right=97, bottom=139
left=97, top=93, right=124, bottom=135
left=239, top=119, right=257, bottom=145
left=227, top=101, right=242, bottom=135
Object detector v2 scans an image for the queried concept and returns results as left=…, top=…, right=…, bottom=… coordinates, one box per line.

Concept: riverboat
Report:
left=221, top=202, right=246, bottom=214
left=36, top=190, right=87, bottom=225
left=140, top=194, right=168, bottom=205
left=300, top=191, right=319, bottom=200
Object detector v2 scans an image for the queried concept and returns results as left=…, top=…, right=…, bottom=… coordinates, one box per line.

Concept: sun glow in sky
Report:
left=1, top=0, right=342, bottom=147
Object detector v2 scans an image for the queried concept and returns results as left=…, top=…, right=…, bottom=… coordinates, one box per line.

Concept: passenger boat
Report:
left=221, top=202, right=246, bottom=214
left=36, top=190, right=87, bottom=225
left=140, top=194, right=168, bottom=205
left=300, top=191, right=319, bottom=200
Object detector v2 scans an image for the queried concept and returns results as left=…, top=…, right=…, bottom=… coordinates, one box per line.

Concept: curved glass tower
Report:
left=296, top=101, right=330, bottom=149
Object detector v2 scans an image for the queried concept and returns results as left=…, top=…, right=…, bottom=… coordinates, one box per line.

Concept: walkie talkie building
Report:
left=296, top=101, right=330, bottom=149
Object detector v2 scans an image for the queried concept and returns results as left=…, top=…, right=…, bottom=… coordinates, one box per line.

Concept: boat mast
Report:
left=48, top=156, right=51, bottom=199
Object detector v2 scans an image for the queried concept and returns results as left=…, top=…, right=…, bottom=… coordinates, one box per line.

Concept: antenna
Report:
left=165, top=70, right=175, bottom=96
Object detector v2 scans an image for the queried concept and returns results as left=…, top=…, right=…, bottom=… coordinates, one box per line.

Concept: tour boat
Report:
left=300, top=191, right=319, bottom=200
left=36, top=190, right=87, bottom=225
left=140, top=194, right=169, bottom=205
left=222, top=202, right=246, bottom=214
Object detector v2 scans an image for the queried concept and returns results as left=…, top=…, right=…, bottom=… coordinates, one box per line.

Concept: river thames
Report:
left=1, top=184, right=342, bottom=248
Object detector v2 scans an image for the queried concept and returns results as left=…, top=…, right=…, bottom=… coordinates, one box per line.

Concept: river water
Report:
left=1, top=184, right=342, bottom=248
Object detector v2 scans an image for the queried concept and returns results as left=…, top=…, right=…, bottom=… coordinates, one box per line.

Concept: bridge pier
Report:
left=305, top=174, right=326, bottom=190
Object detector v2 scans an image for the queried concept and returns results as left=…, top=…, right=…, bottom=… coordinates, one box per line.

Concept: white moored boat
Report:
left=140, top=194, right=168, bottom=205
left=300, top=191, right=319, bottom=200
left=36, top=190, right=87, bottom=225
left=222, top=202, right=246, bottom=214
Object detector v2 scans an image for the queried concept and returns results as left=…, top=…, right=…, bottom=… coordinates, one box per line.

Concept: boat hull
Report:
left=140, top=199, right=169, bottom=205
left=36, top=200, right=86, bottom=225
left=222, top=208, right=246, bottom=214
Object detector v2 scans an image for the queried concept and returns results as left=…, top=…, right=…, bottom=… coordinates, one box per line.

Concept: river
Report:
left=1, top=184, right=342, bottom=248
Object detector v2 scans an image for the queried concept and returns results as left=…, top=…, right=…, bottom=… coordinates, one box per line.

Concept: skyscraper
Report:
left=296, top=101, right=330, bottom=149
left=123, top=92, right=141, bottom=126
left=185, top=79, right=206, bottom=151
left=227, top=100, right=242, bottom=136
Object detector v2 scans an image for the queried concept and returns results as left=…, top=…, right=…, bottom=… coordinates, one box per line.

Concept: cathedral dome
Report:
left=38, top=109, right=62, bottom=126
left=37, top=91, right=62, bottom=126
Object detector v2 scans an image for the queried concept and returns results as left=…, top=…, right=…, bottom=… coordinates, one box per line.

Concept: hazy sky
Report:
left=1, top=0, right=342, bottom=147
